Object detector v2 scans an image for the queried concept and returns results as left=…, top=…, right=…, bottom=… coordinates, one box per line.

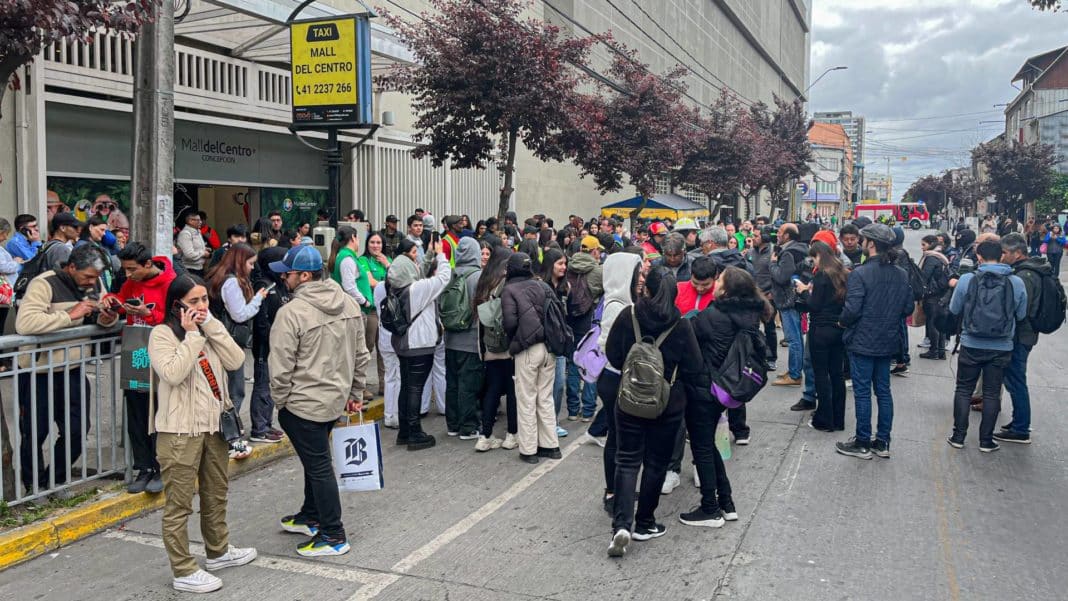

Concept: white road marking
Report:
left=779, top=442, right=807, bottom=497
left=347, top=440, right=585, bottom=601
left=103, top=530, right=391, bottom=586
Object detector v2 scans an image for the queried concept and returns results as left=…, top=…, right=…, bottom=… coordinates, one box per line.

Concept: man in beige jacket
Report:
left=269, top=246, right=367, bottom=558
left=15, top=244, right=119, bottom=494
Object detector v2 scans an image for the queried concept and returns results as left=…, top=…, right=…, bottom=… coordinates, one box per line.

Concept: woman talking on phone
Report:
left=148, top=275, right=257, bottom=593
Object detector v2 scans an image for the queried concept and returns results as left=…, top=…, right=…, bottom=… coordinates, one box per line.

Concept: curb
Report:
left=0, top=399, right=384, bottom=572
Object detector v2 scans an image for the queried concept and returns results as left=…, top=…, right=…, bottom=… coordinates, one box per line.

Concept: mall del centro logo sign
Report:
left=178, top=137, right=257, bottom=164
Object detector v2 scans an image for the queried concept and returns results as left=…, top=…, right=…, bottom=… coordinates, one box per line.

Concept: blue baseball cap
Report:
left=269, top=245, right=323, bottom=273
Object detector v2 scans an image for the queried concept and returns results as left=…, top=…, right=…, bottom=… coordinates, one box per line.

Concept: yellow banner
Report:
left=291, top=18, right=358, bottom=114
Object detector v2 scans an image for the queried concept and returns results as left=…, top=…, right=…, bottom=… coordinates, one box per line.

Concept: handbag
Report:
left=197, top=350, right=243, bottom=442
left=571, top=299, right=607, bottom=383
left=331, top=413, right=384, bottom=492
left=0, top=275, right=12, bottom=306
left=909, top=301, right=926, bottom=328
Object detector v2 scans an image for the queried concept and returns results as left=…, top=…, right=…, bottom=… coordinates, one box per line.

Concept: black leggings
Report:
left=810, top=326, right=846, bottom=431
left=597, top=371, right=621, bottom=493
left=685, top=399, right=732, bottom=513
left=481, top=359, right=518, bottom=437
left=923, top=298, right=945, bottom=352
left=398, top=354, right=434, bottom=438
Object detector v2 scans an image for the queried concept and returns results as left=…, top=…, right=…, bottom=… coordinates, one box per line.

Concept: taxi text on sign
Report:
left=289, top=16, right=373, bottom=128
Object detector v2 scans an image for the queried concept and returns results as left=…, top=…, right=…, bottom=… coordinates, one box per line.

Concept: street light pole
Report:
left=799, top=66, right=848, bottom=100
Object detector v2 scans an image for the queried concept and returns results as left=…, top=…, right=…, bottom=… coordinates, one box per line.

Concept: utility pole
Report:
left=130, top=2, right=176, bottom=257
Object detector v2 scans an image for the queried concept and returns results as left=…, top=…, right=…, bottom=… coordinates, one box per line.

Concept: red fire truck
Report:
left=854, top=202, right=930, bottom=230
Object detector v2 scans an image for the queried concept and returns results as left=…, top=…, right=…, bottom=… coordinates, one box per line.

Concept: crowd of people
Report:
left=3, top=202, right=1064, bottom=591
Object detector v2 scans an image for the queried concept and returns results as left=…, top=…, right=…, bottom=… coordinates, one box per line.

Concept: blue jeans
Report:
left=565, top=358, right=597, bottom=418
left=802, top=336, right=816, bottom=402
left=850, top=354, right=893, bottom=444
left=1002, top=342, right=1032, bottom=434
left=781, top=309, right=804, bottom=379
left=553, top=355, right=566, bottom=419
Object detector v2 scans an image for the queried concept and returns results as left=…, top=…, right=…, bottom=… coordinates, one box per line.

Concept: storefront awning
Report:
left=179, top=0, right=414, bottom=70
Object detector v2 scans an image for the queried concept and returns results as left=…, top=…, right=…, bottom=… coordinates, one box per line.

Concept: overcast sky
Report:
left=808, top=0, right=1067, bottom=201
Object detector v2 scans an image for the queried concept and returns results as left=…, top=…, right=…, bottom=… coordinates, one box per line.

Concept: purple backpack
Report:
left=572, top=299, right=607, bottom=384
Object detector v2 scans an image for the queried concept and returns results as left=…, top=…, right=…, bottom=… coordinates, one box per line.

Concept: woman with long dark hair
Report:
left=604, top=266, right=703, bottom=557
left=540, top=248, right=570, bottom=439
left=149, top=275, right=256, bottom=592
left=472, top=246, right=518, bottom=451
left=683, top=266, right=772, bottom=528
left=205, top=243, right=266, bottom=457
left=917, top=235, right=950, bottom=360
left=795, top=242, right=848, bottom=432
left=76, top=215, right=119, bottom=290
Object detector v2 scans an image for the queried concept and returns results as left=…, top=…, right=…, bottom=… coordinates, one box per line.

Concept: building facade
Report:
left=813, top=110, right=865, bottom=199
left=0, top=0, right=811, bottom=231
left=1005, top=46, right=1068, bottom=175
left=802, top=122, right=852, bottom=220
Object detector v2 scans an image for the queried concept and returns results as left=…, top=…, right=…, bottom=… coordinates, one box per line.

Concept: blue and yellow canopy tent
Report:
left=600, top=193, right=710, bottom=220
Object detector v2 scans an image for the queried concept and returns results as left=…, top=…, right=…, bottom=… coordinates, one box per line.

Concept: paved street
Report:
left=2, top=230, right=1066, bottom=601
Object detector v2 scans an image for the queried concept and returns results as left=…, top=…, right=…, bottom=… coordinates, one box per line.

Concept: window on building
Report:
left=817, top=181, right=838, bottom=195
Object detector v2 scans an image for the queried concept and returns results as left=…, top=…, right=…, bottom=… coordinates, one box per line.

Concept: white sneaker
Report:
left=474, top=435, right=502, bottom=452
left=383, top=415, right=399, bottom=429
left=173, top=569, right=223, bottom=593
left=205, top=545, right=257, bottom=571
left=500, top=433, right=518, bottom=450
left=918, top=338, right=931, bottom=348
left=577, top=432, right=606, bottom=448
left=693, top=465, right=701, bottom=488
left=661, top=471, right=681, bottom=495
left=607, top=528, right=630, bottom=558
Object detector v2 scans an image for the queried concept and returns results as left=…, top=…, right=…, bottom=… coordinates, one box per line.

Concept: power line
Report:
left=866, top=110, right=1002, bottom=123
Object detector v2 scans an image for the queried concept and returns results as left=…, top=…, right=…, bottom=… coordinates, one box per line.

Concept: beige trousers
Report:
left=157, top=432, right=230, bottom=577
left=514, top=342, right=559, bottom=455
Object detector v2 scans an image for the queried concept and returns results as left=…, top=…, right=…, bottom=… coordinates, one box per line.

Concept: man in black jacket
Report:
left=769, top=224, right=808, bottom=386
left=249, top=247, right=290, bottom=444
left=835, top=223, right=914, bottom=460
left=747, top=226, right=777, bottom=370
left=995, top=233, right=1047, bottom=444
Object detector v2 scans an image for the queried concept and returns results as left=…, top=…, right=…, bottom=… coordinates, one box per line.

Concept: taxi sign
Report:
left=290, top=16, right=373, bottom=128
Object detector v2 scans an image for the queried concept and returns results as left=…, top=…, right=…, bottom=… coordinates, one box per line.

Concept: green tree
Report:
left=971, top=138, right=1059, bottom=216
left=1036, top=173, right=1068, bottom=216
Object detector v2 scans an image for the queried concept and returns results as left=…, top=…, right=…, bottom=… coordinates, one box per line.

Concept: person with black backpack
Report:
left=918, top=235, right=951, bottom=360
left=502, top=253, right=564, bottom=464
left=603, top=267, right=703, bottom=557
left=681, top=266, right=771, bottom=528
left=994, top=234, right=1065, bottom=445
left=946, top=240, right=1027, bottom=453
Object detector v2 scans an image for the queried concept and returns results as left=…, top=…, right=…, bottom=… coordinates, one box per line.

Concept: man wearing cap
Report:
left=442, top=215, right=464, bottom=266
left=564, top=236, right=605, bottom=421
left=379, top=215, right=403, bottom=259
left=270, top=245, right=368, bottom=557
left=835, top=223, right=914, bottom=460
left=41, top=212, right=83, bottom=273
left=648, top=222, right=668, bottom=253
left=674, top=218, right=700, bottom=253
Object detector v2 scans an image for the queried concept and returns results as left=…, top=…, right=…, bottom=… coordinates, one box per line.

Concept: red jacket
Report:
left=200, top=225, right=222, bottom=250
left=118, top=255, right=178, bottom=326
left=675, top=281, right=714, bottom=317
left=442, top=231, right=460, bottom=263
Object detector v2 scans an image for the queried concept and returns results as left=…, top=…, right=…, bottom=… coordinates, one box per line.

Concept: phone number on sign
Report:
left=295, top=82, right=353, bottom=95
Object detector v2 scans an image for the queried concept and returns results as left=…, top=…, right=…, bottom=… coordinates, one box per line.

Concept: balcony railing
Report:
left=42, top=31, right=292, bottom=123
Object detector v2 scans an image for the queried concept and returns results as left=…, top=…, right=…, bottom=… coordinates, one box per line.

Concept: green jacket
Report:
left=356, top=255, right=389, bottom=314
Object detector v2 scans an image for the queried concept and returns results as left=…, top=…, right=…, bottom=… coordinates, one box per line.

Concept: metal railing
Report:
left=0, top=324, right=128, bottom=506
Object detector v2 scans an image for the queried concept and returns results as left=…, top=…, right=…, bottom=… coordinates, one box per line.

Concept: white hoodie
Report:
left=596, top=253, right=643, bottom=361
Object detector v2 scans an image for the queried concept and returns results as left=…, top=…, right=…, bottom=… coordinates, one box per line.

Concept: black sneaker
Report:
left=602, top=492, right=615, bottom=515
left=946, top=435, right=965, bottom=449
left=145, top=470, right=163, bottom=494
left=280, top=514, right=320, bottom=537
left=536, top=447, right=562, bottom=459
left=406, top=432, right=436, bottom=451
left=519, top=453, right=539, bottom=464
left=790, top=399, right=817, bottom=412
left=870, top=439, right=891, bottom=458
left=891, top=364, right=909, bottom=377
left=395, top=433, right=410, bottom=446
left=679, top=507, right=725, bottom=528
left=835, top=437, right=872, bottom=460
left=918, top=350, right=945, bottom=360
left=993, top=430, right=1031, bottom=444
left=979, top=441, right=1001, bottom=453
left=632, top=523, right=667, bottom=541
left=127, top=470, right=153, bottom=494
left=720, top=499, right=738, bottom=521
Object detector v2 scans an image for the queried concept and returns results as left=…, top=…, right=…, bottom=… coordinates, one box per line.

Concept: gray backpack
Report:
left=616, top=310, right=676, bottom=419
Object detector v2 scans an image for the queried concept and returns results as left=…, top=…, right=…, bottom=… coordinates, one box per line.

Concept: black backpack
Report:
left=380, top=282, right=414, bottom=337
left=540, top=282, right=574, bottom=356
left=923, top=259, right=951, bottom=299
left=904, top=259, right=927, bottom=302
left=13, top=240, right=62, bottom=303
left=1019, top=264, right=1067, bottom=334
left=565, top=270, right=595, bottom=318
left=962, top=271, right=1016, bottom=339
left=710, top=326, right=769, bottom=406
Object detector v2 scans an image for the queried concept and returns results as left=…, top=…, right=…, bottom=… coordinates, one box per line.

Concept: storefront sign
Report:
left=290, top=16, right=373, bottom=128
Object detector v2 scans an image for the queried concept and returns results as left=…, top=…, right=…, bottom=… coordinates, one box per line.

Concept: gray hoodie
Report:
left=389, top=252, right=452, bottom=356
left=597, top=253, right=642, bottom=355
left=444, top=237, right=483, bottom=353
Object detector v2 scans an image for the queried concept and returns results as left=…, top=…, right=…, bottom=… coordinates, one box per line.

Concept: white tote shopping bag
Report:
left=331, top=416, right=384, bottom=492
